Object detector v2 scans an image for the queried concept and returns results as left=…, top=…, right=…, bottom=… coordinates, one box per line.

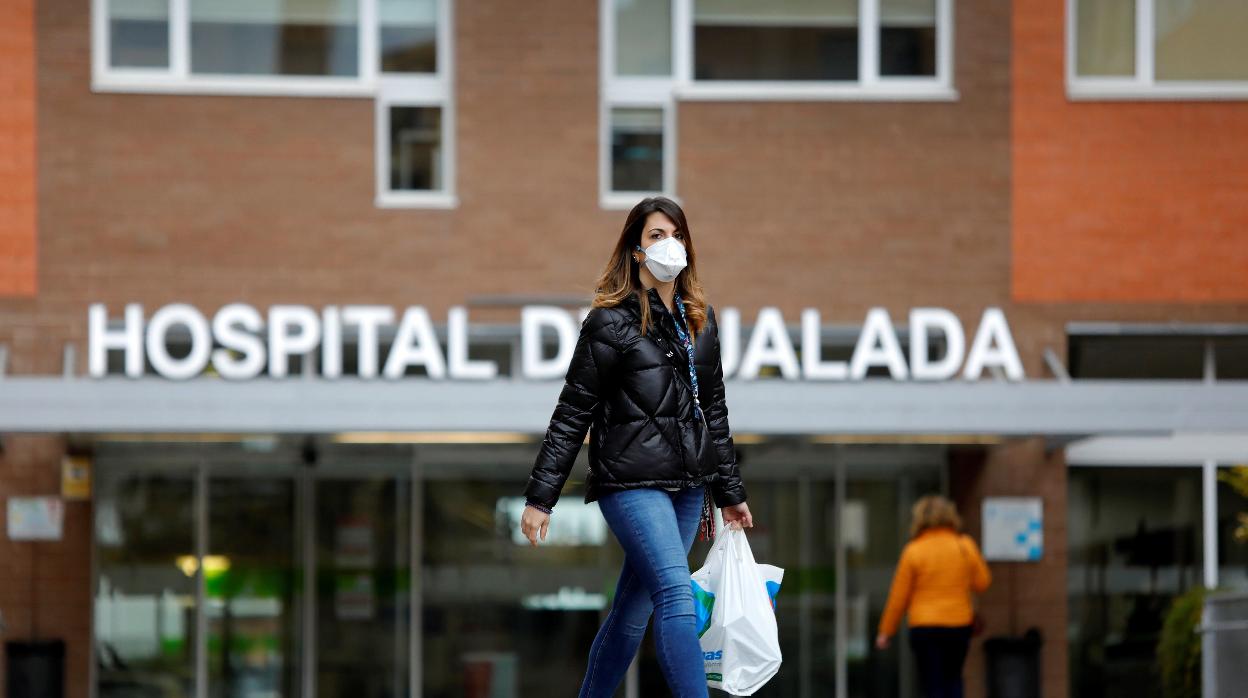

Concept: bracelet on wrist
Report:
left=526, top=501, right=552, bottom=514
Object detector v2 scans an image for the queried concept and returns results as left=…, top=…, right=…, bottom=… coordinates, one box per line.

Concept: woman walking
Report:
left=519, top=196, right=754, bottom=698
left=876, top=495, right=992, bottom=698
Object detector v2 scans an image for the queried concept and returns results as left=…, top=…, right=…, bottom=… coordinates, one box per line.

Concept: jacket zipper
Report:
left=657, top=309, right=711, bottom=472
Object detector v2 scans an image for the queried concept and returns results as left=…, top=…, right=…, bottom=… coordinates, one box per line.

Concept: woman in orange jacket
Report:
left=875, top=495, right=991, bottom=698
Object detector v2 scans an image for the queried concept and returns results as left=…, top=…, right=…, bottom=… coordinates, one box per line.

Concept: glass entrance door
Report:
left=94, top=438, right=951, bottom=698
left=93, top=441, right=414, bottom=698
left=313, top=473, right=412, bottom=697
left=206, top=475, right=301, bottom=697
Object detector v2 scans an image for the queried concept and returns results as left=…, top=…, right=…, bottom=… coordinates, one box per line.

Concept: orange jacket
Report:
left=877, top=527, right=991, bottom=638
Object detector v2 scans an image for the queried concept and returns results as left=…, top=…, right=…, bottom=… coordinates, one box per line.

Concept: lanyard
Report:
left=671, top=291, right=702, bottom=420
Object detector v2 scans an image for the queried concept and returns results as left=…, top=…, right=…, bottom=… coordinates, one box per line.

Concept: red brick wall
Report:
left=952, top=438, right=1068, bottom=698
left=1012, top=0, right=1248, bottom=303
left=0, top=436, right=90, bottom=698
left=0, top=0, right=38, bottom=297
left=1, top=0, right=1025, bottom=374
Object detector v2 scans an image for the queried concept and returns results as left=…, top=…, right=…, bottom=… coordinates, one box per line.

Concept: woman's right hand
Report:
left=521, top=505, right=550, bottom=546
left=721, top=501, right=754, bottom=529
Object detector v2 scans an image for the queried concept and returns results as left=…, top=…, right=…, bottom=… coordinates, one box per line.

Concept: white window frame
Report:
left=93, top=0, right=396, bottom=96
left=673, top=0, right=957, bottom=102
left=375, top=0, right=456, bottom=207
left=599, top=0, right=956, bottom=208
left=599, top=94, right=680, bottom=211
left=93, top=0, right=456, bottom=209
left=375, top=86, right=458, bottom=208
left=600, top=0, right=682, bottom=209
left=1066, top=0, right=1248, bottom=100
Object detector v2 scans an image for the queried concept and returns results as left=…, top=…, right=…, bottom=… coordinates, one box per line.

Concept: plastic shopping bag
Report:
left=689, top=524, right=784, bottom=695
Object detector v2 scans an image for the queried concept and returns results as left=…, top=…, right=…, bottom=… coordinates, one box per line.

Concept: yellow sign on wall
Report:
left=61, top=455, right=91, bottom=500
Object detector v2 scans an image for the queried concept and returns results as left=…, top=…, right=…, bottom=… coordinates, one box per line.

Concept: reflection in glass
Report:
left=110, top=0, right=171, bottom=68
left=207, top=478, right=301, bottom=698
left=316, top=477, right=411, bottom=695
left=1068, top=467, right=1203, bottom=698
left=667, top=478, right=834, bottom=696
left=846, top=467, right=940, bottom=698
left=880, top=0, right=936, bottom=77
left=95, top=472, right=196, bottom=698
left=1075, top=0, right=1136, bottom=77
left=694, top=0, right=858, bottom=80
left=380, top=0, right=438, bottom=73
left=190, top=0, right=360, bottom=76
left=389, top=106, right=443, bottom=191
left=611, top=108, right=664, bottom=193
left=422, top=479, right=614, bottom=697
left=615, top=0, right=673, bottom=76
left=1219, top=468, right=1248, bottom=590
left=1155, top=0, right=1248, bottom=81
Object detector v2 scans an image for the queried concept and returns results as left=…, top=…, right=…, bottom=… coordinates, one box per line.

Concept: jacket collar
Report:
left=620, top=287, right=694, bottom=370
left=621, top=286, right=673, bottom=314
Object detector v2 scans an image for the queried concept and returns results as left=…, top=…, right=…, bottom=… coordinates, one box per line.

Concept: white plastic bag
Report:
left=689, top=524, right=784, bottom=695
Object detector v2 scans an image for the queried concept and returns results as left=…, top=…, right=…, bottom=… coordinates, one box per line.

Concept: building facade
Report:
left=1, top=1, right=1246, bottom=697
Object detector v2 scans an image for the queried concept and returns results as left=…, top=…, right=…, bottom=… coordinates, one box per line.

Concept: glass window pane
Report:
left=1217, top=467, right=1248, bottom=591
left=1155, top=0, right=1248, bottom=80
left=1215, top=337, right=1248, bottom=380
left=110, top=0, right=170, bottom=68
left=1076, top=0, right=1136, bottom=77
left=610, top=107, right=664, bottom=192
left=190, top=0, right=360, bottom=76
left=845, top=462, right=943, bottom=696
left=316, top=477, right=411, bottom=695
left=380, top=0, right=438, bottom=73
left=616, top=0, right=672, bottom=76
left=207, top=477, right=301, bottom=697
left=95, top=472, right=196, bottom=698
left=880, top=0, right=936, bottom=77
left=1067, top=467, right=1203, bottom=697
left=389, top=106, right=443, bottom=191
left=421, top=478, right=616, bottom=696
left=1068, top=336, right=1206, bottom=379
left=694, top=0, right=858, bottom=80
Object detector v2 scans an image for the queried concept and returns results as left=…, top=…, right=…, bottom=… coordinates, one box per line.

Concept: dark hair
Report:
left=589, top=196, right=709, bottom=340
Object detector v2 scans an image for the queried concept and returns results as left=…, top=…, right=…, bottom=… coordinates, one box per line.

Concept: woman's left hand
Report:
left=875, top=634, right=890, bottom=650
left=721, top=502, right=753, bottom=528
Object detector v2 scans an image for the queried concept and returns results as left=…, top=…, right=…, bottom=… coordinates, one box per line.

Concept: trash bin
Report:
left=6, top=639, right=65, bottom=698
left=983, top=627, right=1042, bottom=698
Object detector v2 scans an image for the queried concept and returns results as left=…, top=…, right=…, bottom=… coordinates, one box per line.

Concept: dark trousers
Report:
left=908, top=625, right=973, bottom=698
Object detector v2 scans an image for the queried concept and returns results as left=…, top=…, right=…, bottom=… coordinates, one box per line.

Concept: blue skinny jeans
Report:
left=577, top=484, right=709, bottom=698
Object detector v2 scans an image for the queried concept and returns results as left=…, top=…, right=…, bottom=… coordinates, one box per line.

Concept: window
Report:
left=680, top=0, right=955, bottom=100
left=609, top=107, right=668, bottom=193
left=600, top=0, right=679, bottom=207
left=108, top=0, right=170, bottom=68
left=688, top=0, right=941, bottom=82
left=189, top=1, right=361, bottom=77
left=1067, top=467, right=1204, bottom=697
left=379, top=0, right=439, bottom=73
left=94, top=0, right=455, bottom=208
left=1066, top=327, right=1248, bottom=380
left=599, top=0, right=955, bottom=207
left=1068, top=0, right=1248, bottom=99
left=94, top=0, right=431, bottom=94
left=376, top=95, right=456, bottom=207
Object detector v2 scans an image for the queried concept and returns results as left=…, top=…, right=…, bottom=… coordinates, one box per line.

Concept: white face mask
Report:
left=636, top=238, right=687, bottom=282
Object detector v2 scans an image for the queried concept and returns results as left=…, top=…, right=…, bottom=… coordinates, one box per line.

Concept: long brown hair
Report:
left=590, top=196, right=709, bottom=342
left=908, top=494, right=963, bottom=539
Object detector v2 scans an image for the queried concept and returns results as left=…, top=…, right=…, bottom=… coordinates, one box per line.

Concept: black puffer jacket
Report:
left=524, top=286, right=748, bottom=510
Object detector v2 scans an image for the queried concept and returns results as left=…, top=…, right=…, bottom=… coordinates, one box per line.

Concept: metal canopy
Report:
left=2, top=377, right=1248, bottom=436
